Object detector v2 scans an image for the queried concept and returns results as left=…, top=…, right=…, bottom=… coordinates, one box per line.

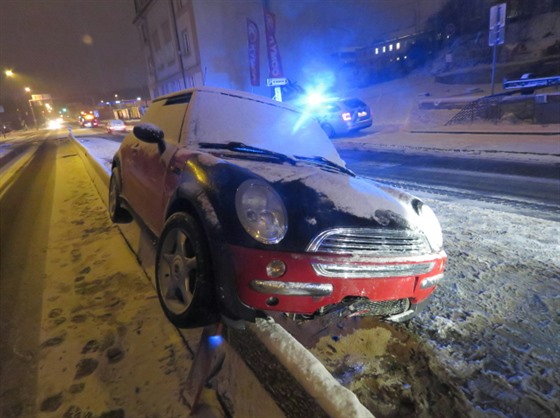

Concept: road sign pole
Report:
left=489, top=3, right=506, bottom=96
left=491, top=43, right=497, bottom=95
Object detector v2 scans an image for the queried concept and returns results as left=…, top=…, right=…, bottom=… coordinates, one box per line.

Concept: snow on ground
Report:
left=411, top=195, right=559, bottom=417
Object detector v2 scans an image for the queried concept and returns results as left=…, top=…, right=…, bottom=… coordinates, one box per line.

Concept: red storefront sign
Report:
left=264, top=11, right=284, bottom=78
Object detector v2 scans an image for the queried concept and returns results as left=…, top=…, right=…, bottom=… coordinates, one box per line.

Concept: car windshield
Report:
left=187, top=90, right=346, bottom=167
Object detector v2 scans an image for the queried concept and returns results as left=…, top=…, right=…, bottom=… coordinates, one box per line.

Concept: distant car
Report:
left=312, top=98, right=373, bottom=137
left=109, top=87, right=445, bottom=328
left=79, top=114, right=98, bottom=128
left=107, top=119, right=127, bottom=133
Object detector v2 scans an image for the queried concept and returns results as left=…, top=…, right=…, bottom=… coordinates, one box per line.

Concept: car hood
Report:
left=247, top=160, right=415, bottom=226
left=194, top=151, right=422, bottom=232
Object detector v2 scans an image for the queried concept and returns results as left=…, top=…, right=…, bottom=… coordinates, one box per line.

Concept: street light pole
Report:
left=24, top=88, right=37, bottom=129
left=28, top=99, right=37, bottom=129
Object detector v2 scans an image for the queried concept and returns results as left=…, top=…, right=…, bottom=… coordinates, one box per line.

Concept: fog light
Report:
left=266, top=260, right=286, bottom=278
left=266, top=297, right=279, bottom=306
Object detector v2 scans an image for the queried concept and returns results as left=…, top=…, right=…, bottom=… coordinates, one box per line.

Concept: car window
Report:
left=139, top=93, right=191, bottom=145
left=186, top=90, right=345, bottom=166
left=343, top=98, right=366, bottom=108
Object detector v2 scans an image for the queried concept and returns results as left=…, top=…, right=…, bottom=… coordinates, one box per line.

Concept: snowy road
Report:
left=339, top=149, right=560, bottom=221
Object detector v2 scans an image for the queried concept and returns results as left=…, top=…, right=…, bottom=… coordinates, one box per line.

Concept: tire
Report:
left=321, top=123, right=336, bottom=138
left=155, top=212, right=219, bottom=328
left=108, top=167, right=131, bottom=223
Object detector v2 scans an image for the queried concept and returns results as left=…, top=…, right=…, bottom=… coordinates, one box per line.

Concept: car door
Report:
left=121, top=93, right=191, bottom=234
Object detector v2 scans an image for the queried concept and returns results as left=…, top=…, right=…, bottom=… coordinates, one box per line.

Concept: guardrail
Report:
left=502, top=75, right=560, bottom=91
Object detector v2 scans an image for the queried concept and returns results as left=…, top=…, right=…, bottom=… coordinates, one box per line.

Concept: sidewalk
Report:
left=332, top=127, right=560, bottom=165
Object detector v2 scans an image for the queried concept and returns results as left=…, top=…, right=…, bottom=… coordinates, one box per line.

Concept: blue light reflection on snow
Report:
left=208, top=334, right=223, bottom=349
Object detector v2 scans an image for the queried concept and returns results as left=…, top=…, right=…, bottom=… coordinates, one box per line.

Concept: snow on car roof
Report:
left=182, top=88, right=346, bottom=167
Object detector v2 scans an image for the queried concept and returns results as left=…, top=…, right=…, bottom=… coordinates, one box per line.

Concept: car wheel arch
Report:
left=165, top=186, right=221, bottom=238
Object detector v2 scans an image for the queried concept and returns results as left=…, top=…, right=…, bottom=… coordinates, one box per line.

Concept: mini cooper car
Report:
left=109, top=87, right=445, bottom=328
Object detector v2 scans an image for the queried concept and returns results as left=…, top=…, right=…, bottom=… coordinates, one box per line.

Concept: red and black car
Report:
left=109, top=87, right=446, bottom=328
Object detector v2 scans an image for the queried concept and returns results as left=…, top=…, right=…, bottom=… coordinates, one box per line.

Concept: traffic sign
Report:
left=267, top=77, right=288, bottom=87
left=489, top=3, right=506, bottom=46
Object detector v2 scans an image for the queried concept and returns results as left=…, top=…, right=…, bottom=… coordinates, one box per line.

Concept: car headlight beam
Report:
left=235, top=179, right=288, bottom=244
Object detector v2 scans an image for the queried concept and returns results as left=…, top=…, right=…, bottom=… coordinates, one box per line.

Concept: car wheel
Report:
left=321, top=123, right=336, bottom=138
left=108, top=167, right=131, bottom=223
left=156, top=212, right=219, bottom=328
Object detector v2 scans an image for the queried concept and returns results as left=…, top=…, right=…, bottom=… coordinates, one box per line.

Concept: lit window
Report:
left=382, top=46, right=386, bottom=53
left=375, top=48, right=379, bottom=55
left=389, top=44, right=393, bottom=51
left=396, top=42, right=401, bottom=50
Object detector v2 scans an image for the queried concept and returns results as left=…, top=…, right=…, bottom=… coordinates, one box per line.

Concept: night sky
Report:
left=0, top=0, right=148, bottom=104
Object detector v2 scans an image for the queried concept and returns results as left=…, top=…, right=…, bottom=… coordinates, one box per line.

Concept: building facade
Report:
left=133, top=0, right=269, bottom=99
left=134, top=0, right=559, bottom=100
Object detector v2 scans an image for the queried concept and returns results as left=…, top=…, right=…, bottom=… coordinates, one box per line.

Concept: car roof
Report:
left=153, top=86, right=298, bottom=112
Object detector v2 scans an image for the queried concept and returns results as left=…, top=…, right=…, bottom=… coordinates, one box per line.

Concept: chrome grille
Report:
left=307, top=228, right=430, bottom=256
left=307, top=228, right=434, bottom=278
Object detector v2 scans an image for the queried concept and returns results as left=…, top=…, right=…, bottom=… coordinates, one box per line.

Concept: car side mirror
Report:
left=133, top=123, right=166, bottom=153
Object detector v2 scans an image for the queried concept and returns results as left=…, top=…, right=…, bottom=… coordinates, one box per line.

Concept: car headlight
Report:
left=235, top=179, right=288, bottom=244
left=417, top=202, right=443, bottom=252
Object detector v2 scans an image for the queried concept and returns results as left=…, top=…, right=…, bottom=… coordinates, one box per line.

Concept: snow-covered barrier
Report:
left=70, top=133, right=110, bottom=207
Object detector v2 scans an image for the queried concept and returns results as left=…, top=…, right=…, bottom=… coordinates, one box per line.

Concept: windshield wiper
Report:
left=199, top=142, right=296, bottom=165
left=294, top=155, right=355, bottom=176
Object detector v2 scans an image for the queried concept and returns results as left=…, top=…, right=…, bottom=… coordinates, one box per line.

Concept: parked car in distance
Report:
left=106, top=119, right=127, bottom=133
left=311, top=97, right=373, bottom=137
left=109, top=87, right=445, bottom=329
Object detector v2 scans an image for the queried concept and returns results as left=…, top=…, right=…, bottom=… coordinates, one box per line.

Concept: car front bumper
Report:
left=229, top=244, right=446, bottom=316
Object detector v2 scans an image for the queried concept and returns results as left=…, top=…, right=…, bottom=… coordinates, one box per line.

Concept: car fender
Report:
left=164, top=176, right=256, bottom=322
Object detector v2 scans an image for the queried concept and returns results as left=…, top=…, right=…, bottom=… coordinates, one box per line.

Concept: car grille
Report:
left=307, top=228, right=430, bottom=256
left=307, top=228, right=434, bottom=278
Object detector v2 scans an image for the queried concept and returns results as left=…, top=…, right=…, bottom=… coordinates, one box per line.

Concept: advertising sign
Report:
left=264, top=11, right=284, bottom=78
left=31, top=94, right=52, bottom=101
left=247, top=19, right=260, bottom=86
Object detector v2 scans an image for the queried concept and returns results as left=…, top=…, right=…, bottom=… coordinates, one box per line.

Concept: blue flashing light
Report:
left=306, top=91, right=327, bottom=106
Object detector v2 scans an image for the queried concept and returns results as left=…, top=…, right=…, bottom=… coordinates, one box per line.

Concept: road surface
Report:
left=339, top=148, right=560, bottom=220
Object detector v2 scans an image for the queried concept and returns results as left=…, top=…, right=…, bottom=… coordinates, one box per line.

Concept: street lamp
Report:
left=5, top=69, right=14, bottom=77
